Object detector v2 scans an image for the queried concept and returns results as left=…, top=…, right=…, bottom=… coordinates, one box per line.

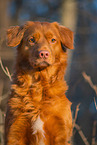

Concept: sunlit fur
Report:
left=5, top=21, right=74, bottom=145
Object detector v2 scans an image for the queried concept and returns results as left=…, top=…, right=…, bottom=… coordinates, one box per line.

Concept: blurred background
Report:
left=0, top=0, right=97, bottom=145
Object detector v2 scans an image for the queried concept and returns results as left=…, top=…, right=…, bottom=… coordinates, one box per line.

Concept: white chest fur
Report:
left=32, top=116, right=45, bottom=145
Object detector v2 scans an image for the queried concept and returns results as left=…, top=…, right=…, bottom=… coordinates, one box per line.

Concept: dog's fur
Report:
left=5, top=21, right=74, bottom=145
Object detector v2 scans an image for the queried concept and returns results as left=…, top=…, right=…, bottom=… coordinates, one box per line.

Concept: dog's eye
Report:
left=29, top=37, right=36, bottom=43
left=51, top=38, right=56, bottom=43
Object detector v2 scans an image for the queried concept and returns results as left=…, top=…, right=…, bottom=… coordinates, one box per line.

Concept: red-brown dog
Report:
left=5, top=21, right=74, bottom=145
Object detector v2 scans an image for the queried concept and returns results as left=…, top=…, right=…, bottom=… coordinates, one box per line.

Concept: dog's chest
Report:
left=32, top=116, right=45, bottom=145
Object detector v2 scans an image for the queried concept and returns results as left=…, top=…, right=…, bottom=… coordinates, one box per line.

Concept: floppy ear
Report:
left=7, top=21, right=34, bottom=47
left=7, top=26, right=26, bottom=47
left=53, top=22, right=74, bottom=51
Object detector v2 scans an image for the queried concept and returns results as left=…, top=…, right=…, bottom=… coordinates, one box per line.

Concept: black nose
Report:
left=39, top=50, right=49, bottom=58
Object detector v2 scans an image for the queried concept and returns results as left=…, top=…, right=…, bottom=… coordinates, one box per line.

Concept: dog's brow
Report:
left=45, top=32, right=53, bottom=38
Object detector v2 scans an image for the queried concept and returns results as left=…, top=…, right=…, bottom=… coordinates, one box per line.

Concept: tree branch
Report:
left=92, top=121, right=97, bottom=145
left=82, top=72, right=97, bottom=95
left=75, top=123, right=90, bottom=145
left=73, top=103, right=80, bottom=128
left=82, top=72, right=97, bottom=110
left=0, top=57, right=12, bottom=81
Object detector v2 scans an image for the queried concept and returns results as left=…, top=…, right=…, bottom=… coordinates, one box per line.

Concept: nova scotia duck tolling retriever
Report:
left=5, top=21, right=74, bottom=145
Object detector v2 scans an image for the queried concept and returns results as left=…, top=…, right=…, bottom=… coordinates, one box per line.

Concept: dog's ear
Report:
left=53, top=22, right=74, bottom=51
left=7, top=26, right=24, bottom=47
left=7, top=21, right=34, bottom=47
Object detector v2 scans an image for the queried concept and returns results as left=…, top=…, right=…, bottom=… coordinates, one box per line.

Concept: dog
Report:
left=5, top=21, right=74, bottom=145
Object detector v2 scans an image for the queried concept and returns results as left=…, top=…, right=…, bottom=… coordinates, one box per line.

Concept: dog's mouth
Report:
left=30, top=59, right=50, bottom=69
left=38, top=61, right=50, bottom=70
left=36, top=61, right=50, bottom=68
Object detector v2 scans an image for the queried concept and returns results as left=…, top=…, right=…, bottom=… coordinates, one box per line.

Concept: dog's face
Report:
left=7, top=21, right=74, bottom=70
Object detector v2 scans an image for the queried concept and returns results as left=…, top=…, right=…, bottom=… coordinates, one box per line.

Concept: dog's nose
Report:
left=39, top=50, right=49, bottom=58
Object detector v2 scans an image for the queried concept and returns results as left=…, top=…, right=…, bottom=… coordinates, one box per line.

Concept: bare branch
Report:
left=73, top=103, right=80, bottom=128
left=94, top=97, right=97, bottom=110
left=75, top=123, right=90, bottom=145
left=82, top=72, right=97, bottom=95
left=82, top=72, right=97, bottom=110
left=92, top=121, right=97, bottom=145
left=0, top=57, right=12, bottom=81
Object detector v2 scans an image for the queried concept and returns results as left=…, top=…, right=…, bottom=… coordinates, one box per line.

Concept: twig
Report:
left=82, top=72, right=97, bottom=110
left=82, top=72, right=97, bottom=95
left=73, top=103, right=80, bottom=128
left=92, top=121, right=97, bottom=145
left=0, top=57, right=12, bottom=81
left=0, top=109, right=4, bottom=145
left=75, top=123, right=90, bottom=145
left=94, top=97, right=97, bottom=110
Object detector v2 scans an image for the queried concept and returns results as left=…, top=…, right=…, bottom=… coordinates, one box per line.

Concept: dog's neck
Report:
left=14, top=60, right=67, bottom=83
left=12, top=59, right=68, bottom=101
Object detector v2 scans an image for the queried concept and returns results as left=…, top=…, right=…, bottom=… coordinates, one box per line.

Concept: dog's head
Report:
left=7, top=21, right=74, bottom=70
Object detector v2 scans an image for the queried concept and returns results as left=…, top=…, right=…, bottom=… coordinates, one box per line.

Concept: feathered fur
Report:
left=5, top=21, right=74, bottom=145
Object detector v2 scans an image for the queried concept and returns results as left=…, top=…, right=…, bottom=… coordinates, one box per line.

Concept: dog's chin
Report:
left=31, top=61, right=50, bottom=70
left=39, top=61, right=49, bottom=67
